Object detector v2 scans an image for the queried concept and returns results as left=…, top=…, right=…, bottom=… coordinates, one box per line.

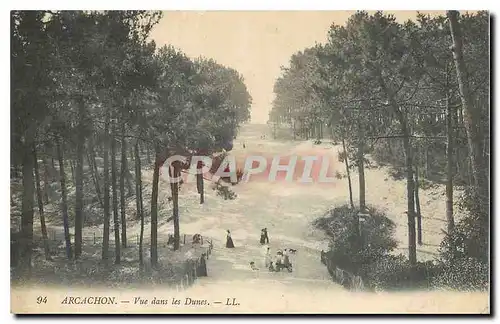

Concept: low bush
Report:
left=431, top=257, right=488, bottom=291
left=314, top=205, right=397, bottom=277
left=360, top=254, right=439, bottom=291
left=433, top=187, right=489, bottom=291
left=316, top=198, right=490, bottom=292
left=213, top=182, right=237, bottom=200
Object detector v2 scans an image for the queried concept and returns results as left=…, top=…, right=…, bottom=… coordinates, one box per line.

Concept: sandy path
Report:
left=36, top=123, right=461, bottom=276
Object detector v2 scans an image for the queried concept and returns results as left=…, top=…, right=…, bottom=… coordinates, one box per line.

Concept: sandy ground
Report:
left=19, top=123, right=488, bottom=314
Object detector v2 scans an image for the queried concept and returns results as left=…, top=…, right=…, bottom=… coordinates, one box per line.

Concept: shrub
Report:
left=314, top=205, right=397, bottom=276
left=431, top=257, right=488, bottom=291
left=438, top=187, right=488, bottom=286
left=361, top=254, right=439, bottom=291
left=213, top=182, right=237, bottom=200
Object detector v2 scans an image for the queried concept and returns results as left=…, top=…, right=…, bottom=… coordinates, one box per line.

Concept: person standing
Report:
left=260, top=228, right=269, bottom=245
left=260, top=229, right=266, bottom=245
left=264, top=247, right=272, bottom=268
left=283, top=249, right=292, bottom=272
left=226, top=230, right=235, bottom=248
left=275, top=250, right=283, bottom=272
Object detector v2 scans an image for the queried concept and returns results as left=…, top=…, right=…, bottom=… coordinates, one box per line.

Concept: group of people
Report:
left=258, top=228, right=294, bottom=272
left=225, top=228, right=269, bottom=248
left=225, top=227, right=295, bottom=273
left=264, top=247, right=293, bottom=273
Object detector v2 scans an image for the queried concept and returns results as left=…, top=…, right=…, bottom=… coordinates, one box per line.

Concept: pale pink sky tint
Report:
left=149, top=11, right=447, bottom=124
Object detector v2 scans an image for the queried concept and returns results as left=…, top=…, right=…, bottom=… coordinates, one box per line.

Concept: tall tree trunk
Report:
left=146, top=144, right=151, bottom=164
left=33, top=146, right=51, bottom=260
left=414, top=160, right=422, bottom=246
left=384, top=139, right=391, bottom=161
left=120, top=123, right=127, bottom=248
left=42, top=157, right=49, bottom=204
left=150, top=145, right=160, bottom=267
left=342, top=138, right=354, bottom=209
left=197, top=160, right=204, bottom=204
left=129, top=146, right=134, bottom=163
left=357, top=126, right=366, bottom=212
left=402, top=121, right=417, bottom=266
left=56, top=136, right=72, bottom=260
left=68, top=158, right=75, bottom=184
left=379, top=74, right=417, bottom=266
left=21, top=132, right=35, bottom=272
left=424, top=148, right=429, bottom=178
left=102, top=115, right=110, bottom=261
left=445, top=73, right=455, bottom=235
left=170, top=163, right=181, bottom=251
left=74, top=98, right=85, bottom=259
left=448, top=10, right=489, bottom=216
left=135, top=141, right=144, bottom=266
left=111, top=122, right=121, bottom=264
left=87, top=147, right=103, bottom=209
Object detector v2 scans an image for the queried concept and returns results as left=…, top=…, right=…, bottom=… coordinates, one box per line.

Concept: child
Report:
left=250, top=262, right=259, bottom=270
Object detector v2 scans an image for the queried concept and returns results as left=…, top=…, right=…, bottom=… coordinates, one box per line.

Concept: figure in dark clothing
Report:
left=226, top=230, right=235, bottom=248
left=275, top=251, right=283, bottom=272
left=198, top=253, right=208, bottom=276
left=167, top=234, right=175, bottom=245
left=260, top=228, right=269, bottom=245
left=283, top=249, right=293, bottom=272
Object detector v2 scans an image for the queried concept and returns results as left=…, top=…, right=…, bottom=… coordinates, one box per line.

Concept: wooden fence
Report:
left=12, top=228, right=215, bottom=290
left=320, top=250, right=365, bottom=291
left=174, top=240, right=214, bottom=291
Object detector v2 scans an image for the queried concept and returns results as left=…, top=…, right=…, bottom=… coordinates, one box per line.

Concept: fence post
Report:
left=137, top=235, right=139, bottom=245
left=183, top=234, right=186, bottom=245
left=93, top=232, right=96, bottom=245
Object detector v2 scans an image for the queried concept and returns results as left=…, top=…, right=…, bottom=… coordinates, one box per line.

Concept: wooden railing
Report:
left=320, top=250, right=365, bottom=291
left=175, top=239, right=214, bottom=290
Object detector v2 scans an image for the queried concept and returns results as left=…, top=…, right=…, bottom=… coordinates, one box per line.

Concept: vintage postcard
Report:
left=10, top=10, right=490, bottom=314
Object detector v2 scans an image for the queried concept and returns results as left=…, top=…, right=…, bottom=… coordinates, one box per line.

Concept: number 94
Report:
left=36, top=296, right=47, bottom=304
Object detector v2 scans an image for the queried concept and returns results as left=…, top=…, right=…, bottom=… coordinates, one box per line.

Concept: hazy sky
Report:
left=150, top=11, right=446, bottom=124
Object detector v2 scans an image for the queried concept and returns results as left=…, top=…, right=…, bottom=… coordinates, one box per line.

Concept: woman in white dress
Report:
left=264, top=247, right=272, bottom=268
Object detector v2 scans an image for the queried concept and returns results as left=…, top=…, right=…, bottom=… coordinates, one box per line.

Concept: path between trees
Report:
left=30, top=124, right=461, bottom=289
